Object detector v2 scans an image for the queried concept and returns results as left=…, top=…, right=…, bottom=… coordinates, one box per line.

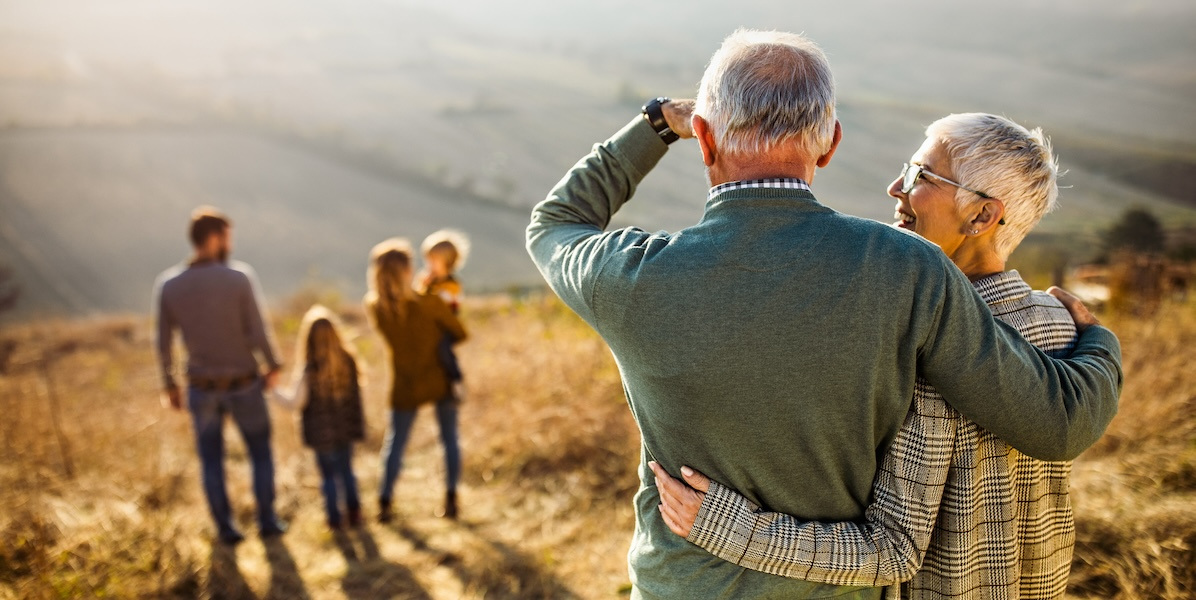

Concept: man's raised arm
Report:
left=525, top=115, right=671, bottom=325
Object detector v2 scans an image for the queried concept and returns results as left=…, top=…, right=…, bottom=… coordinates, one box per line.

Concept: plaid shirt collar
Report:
left=708, top=178, right=811, bottom=202
left=972, top=270, right=1032, bottom=307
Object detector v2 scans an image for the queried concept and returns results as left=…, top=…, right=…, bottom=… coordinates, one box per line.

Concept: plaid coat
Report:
left=689, top=271, right=1080, bottom=599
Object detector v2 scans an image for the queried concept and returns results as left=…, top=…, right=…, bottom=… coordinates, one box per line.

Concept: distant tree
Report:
left=0, top=263, right=17, bottom=313
left=1104, top=207, right=1165, bottom=256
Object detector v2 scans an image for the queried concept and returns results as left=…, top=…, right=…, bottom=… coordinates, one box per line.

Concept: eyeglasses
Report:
left=900, top=163, right=992, bottom=199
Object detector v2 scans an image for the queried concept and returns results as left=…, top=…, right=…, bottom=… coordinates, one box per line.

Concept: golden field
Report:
left=0, top=292, right=1192, bottom=599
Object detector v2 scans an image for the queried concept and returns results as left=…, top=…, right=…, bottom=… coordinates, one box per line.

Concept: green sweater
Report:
left=526, top=117, right=1122, bottom=599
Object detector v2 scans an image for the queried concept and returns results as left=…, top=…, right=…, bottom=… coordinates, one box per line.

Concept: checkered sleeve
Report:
left=687, top=386, right=958, bottom=587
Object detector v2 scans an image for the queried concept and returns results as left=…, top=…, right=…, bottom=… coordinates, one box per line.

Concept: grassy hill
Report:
left=1, top=292, right=1193, bottom=599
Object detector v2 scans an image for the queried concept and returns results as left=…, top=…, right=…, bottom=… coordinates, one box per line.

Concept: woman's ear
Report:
left=968, top=199, right=1006, bottom=234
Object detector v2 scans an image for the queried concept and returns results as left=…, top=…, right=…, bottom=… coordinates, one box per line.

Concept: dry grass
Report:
left=0, top=295, right=638, bottom=599
left=1065, top=297, right=1196, bottom=599
left=0, top=293, right=1192, bottom=599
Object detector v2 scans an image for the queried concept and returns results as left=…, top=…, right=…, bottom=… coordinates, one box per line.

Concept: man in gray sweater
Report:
left=154, top=206, right=285, bottom=544
left=526, top=30, right=1122, bottom=599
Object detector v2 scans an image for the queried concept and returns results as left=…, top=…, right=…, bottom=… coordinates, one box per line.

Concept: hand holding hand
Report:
left=649, top=461, right=711, bottom=538
left=662, top=99, right=696, bottom=139
left=264, top=367, right=281, bottom=391
left=1047, top=286, right=1100, bottom=331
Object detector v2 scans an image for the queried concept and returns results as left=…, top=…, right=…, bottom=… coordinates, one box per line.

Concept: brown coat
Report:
left=367, top=293, right=466, bottom=411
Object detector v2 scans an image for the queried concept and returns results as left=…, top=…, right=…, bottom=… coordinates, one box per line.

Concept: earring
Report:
left=971, top=229, right=979, bottom=234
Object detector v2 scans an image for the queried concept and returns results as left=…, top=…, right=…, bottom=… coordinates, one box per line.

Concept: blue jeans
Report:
left=378, top=398, right=460, bottom=503
left=315, top=445, right=360, bottom=525
left=187, top=380, right=278, bottom=536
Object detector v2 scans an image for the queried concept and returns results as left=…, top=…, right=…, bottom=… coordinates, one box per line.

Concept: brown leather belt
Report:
left=189, top=372, right=259, bottom=392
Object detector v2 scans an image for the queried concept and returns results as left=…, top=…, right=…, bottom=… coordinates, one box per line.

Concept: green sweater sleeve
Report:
left=918, top=261, right=1123, bottom=461
left=525, top=117, right=669, bottom=328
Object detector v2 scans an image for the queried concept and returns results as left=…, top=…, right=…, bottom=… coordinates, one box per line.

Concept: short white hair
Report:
left=927, top=113, right=1059, bottom=260
left=695, top=29, right=837, bottom=159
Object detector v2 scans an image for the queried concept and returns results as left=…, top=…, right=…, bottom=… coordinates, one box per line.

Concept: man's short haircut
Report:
left=695, top=29, right=837, bottom=159
left=189, top=206, right=231, bottom=248
left=927, top=114, right=1059, bottom=260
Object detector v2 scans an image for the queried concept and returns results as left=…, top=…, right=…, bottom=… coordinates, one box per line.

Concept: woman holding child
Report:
left=366, top=236, right=467, bottom=522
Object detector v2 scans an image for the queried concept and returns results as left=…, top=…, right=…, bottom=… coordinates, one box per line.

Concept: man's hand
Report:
left=162, top=385, right=182, bottom=411
left=662, top=99, right=696, bottom=139
left=650, top=461, right=711, bottom=538
left=1047, top=286, right=1101, bottom=331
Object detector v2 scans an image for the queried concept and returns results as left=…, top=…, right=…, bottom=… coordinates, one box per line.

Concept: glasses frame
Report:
left=900, top=163, right=992, bottom=199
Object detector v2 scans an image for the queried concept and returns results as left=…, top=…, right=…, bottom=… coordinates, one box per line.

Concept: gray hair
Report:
left=927, top=113, right=1060, bottom=260
left=695, top=29, right=837, bottom=159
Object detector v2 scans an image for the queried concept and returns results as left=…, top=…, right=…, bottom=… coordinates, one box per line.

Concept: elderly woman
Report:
left=652, top=113, right=1079, bottom=599
left=366, top=238, right=467, bottom=522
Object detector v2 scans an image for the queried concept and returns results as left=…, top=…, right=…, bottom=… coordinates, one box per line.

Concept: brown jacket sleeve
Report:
left=430, top=295, right=467, bottom=343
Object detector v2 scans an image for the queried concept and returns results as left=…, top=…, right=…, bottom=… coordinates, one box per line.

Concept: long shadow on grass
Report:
left=208, top=543, right=257, bottom=600
left=263, top=537, right=312, bottom=600
left=334, top=528, right=432, bottom=599
left=396, top=522, right=579, bottom=599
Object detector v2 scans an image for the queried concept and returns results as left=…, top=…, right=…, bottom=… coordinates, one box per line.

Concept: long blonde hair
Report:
left=366, top=238, right=416, bottom=319
left=293, top=305, right=359, bottom=406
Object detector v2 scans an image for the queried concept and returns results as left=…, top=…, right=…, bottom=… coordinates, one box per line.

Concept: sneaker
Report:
left=259, top=519, right=288, bottom=538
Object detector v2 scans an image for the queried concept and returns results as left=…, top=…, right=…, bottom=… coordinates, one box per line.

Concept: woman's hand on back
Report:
left=649, top=461, right=712, bottom=538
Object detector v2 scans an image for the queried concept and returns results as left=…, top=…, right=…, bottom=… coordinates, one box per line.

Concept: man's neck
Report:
left=708, top=153, right=817, bottom=187
left=190, top=251, right=223, bottom=266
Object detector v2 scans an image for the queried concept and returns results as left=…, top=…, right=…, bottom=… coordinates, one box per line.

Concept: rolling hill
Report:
left=1, top=0, right=1194, bottom=319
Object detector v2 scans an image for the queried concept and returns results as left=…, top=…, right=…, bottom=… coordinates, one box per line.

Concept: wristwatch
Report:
left=642, top=97, right=680, bottom=145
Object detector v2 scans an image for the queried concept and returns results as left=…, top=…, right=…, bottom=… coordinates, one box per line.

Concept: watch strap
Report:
left=642, top=97, right=680, bottom=145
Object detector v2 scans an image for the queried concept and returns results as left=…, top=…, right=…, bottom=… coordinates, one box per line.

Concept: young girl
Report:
left=276, top=305, right=365, bottom=529
left=366, top=238, right=467, bottom=521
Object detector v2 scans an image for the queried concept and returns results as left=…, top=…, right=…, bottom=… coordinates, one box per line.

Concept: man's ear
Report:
left=693, top=115, right=717, bottom=167
left=815, top=120, right=843, bottom=168
left=968, top=199, right=1006, bottom=234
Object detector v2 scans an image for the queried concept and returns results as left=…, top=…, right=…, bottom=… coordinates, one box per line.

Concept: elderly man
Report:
left=154, top=206, right=286, bottom=545
left=526, top=30, right=1121, bottom=599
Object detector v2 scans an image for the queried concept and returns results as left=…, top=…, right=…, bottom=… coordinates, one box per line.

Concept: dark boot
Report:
left=442, top=490, right=458, bottom=520
left=379, top=499, right=394, bottom=524
left=348, top=507, right=363, bottom=528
